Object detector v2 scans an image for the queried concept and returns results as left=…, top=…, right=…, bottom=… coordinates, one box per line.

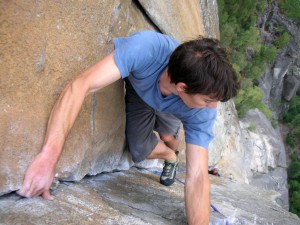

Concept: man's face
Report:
left=175, top=82, right=218, bottom=108
left=178, top=91, right=218, bottom=108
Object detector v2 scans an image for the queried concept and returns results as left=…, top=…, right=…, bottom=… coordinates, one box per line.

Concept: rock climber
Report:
left=18, top=30, right=240, bottom=224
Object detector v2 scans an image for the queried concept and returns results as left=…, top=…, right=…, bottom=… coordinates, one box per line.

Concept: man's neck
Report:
left=158, top=69, right=177, bottom=97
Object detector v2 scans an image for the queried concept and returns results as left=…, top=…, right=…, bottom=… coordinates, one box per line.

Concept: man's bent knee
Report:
left=159, top=133, right=176, bottom=143
left=128, top=138, right=158, bottom=163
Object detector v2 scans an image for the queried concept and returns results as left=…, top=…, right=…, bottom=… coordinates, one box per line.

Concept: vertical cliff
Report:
left=1, top=0, right=299, bottom=224
left=259, top=1, right=300, bottom=119
left=0, top=0, right=221, bottom=196
left=0, top=0, right=149, bottom=194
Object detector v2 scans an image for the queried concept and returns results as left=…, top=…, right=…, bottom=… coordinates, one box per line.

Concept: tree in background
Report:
left=218, top=0, right=300, bottom=217
left=217, top=0, right=273, bottom=119
left=279, top=0, right=300, bottom=21
left=288, top=155, right=300, bottom=216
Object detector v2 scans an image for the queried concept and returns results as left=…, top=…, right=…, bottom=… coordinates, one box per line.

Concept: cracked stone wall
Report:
left=0, top=0, right=219, bottom=195
left=0, top=0, right=155, bottom=195
left=1, top=168, right=299, bottom=225
left=1, top=0, right=287, bottom=207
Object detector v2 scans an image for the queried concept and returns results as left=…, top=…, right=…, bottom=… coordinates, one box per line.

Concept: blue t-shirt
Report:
left=113, top=30, right=216, bottom=149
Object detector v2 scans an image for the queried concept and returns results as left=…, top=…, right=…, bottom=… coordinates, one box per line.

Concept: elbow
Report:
left=67, top=75, right=89, bottom=97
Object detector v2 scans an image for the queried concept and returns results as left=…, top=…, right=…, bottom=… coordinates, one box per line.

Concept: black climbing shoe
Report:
left=160, top=154, right=179, bottom=186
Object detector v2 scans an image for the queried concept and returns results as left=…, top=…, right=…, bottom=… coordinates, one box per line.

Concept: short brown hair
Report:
left=168, top=37, right=240, bottom=102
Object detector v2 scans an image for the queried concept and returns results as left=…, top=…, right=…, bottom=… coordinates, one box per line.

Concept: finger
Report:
left=30, top=188, right=44, bottom=198
left=28, top=183, right=49, bottom=198
left=42, top=190, right=54, bottom=201
left=19, top=180, right=42, bottom=198
left=16, top=190, right=24, bottom=196
left=17, top=179, right=32, bottom=197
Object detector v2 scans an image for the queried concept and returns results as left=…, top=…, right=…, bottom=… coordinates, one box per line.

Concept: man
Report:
left=17, top=30, right=240, bottom=224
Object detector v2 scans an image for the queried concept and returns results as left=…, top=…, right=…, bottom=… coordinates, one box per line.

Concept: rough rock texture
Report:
left=0, top=0, right=298, bottom=223
left=136, top=0, right=220, bottom=41
left=137, top=0, right=205, bottom=42
left=0, top=0, right=155, bottom=195
left=240, top=109, right=285, bottom=174
left=209, top=101, right=250, bottom=183
left=239, top=109, right=288, bottom=209
left=1, top=168, right=299, bottom=225
left=283, top=62, right=300, bottom=101
left=258, top=1, right=300, bottom=118
left=0, top=0, right=216, bottom=195
left=199, top=0, right=220, bottom=39
left=210, top=105, right=289, bottom=209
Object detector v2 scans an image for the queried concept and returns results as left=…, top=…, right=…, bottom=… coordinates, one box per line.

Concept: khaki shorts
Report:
left=125, top=80, right=181, bottom=162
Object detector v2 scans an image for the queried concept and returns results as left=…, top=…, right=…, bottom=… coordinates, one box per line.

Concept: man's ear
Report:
left=176, top=82, right=187, bottom=93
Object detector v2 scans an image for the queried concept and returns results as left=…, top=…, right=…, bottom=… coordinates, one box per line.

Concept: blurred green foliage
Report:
left=288, top=157, right=300, bottom=216
left=283, top=93, right=300, bottom=137
left=274, top=31, right=291, bottom=48
left=218, top=0, right=299, bottom=216
left=217, top=0, right=274, bottom=119
left=234, top=80, right=272, bottom=119
left=278, top=0, right=300, bottom=21
left=281, top=71, right=300, bottom=218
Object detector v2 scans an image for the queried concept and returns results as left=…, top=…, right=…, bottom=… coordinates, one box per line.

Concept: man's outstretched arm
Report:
left=17, top=52, right=121, bottom=199
left=185, top=143, right=210, bottom=225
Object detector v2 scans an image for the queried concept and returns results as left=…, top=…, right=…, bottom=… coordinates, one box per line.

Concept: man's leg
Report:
left=148, top=139, right=179, bottom=186
left=147, top=133, right=181, bottom=160
left=159, top=133, right=180, bottom=152
left=150, top=112, right=182, bottom=186
left=125, top=80, right=181, bottom=186
left=125, top=80, right=161, bottom=163
left=147, top=141, right=177, bottom=162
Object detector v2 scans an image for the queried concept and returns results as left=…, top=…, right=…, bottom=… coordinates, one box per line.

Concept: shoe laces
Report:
left=162, top=161, right=173, bottom=176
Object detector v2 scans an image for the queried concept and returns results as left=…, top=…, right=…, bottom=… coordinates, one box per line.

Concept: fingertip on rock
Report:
left=42, top=191, right=54, bottom=201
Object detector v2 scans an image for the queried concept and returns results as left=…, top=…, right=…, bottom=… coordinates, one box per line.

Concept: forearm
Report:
left=185, top=144, right=210, bottom=225
left=185, top=172, right=210, bottom=225
left=42, top=52, right=120, bottom=163
left=41, top=79, right=88, bottom=164
left=18, top=52, right=121, bottom=199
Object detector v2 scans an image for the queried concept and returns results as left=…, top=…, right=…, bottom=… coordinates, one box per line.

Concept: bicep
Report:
left=75, top=52, right=122, bottom=95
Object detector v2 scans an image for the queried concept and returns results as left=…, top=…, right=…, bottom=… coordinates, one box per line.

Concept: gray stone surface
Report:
left=239, top=109, right=289, bottom=209
left=0, top=0, right=155, bottom=195
left=199, top=0, right=220, bottom=39
left=283, top=72, right=300, bottom=101
left=0, top=0, right=210, bottom=195
left=209, top=101, right=251, bottom=183
left=1, top=1, right=297, bottom=224
left=137, top=0, right=205, bottom=42
left=1, top=168, right=299, bottom=225
left=210, top=104, right=290, bottom=209
left=259, top=1, right=300, bottom=118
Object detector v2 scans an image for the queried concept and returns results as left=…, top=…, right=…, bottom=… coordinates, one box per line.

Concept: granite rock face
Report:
left=210, top=104, right=289, bottom=209
left=199, top=0, right=220, bottom=39
left=1, top=0, right=298, bottom=224
left=137, top=0, right=205, bottom=42
left=258, top=1, right=300, bottom=118
left=0, top=0, right=214, bottom=195
left=209, top=101, right=250, bottom=183
left=0, top=0, right=155, bottom=195
left=136, top=0, right=220, bottom=41
left=239, top=109, right=289, bottom=209
left=1, top=168, right=299, bottom=225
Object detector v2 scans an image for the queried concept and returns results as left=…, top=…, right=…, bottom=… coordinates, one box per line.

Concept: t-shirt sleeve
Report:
left=183, top=108, right=217, bottom=149
left=113, top=31, right=158, bottom=79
